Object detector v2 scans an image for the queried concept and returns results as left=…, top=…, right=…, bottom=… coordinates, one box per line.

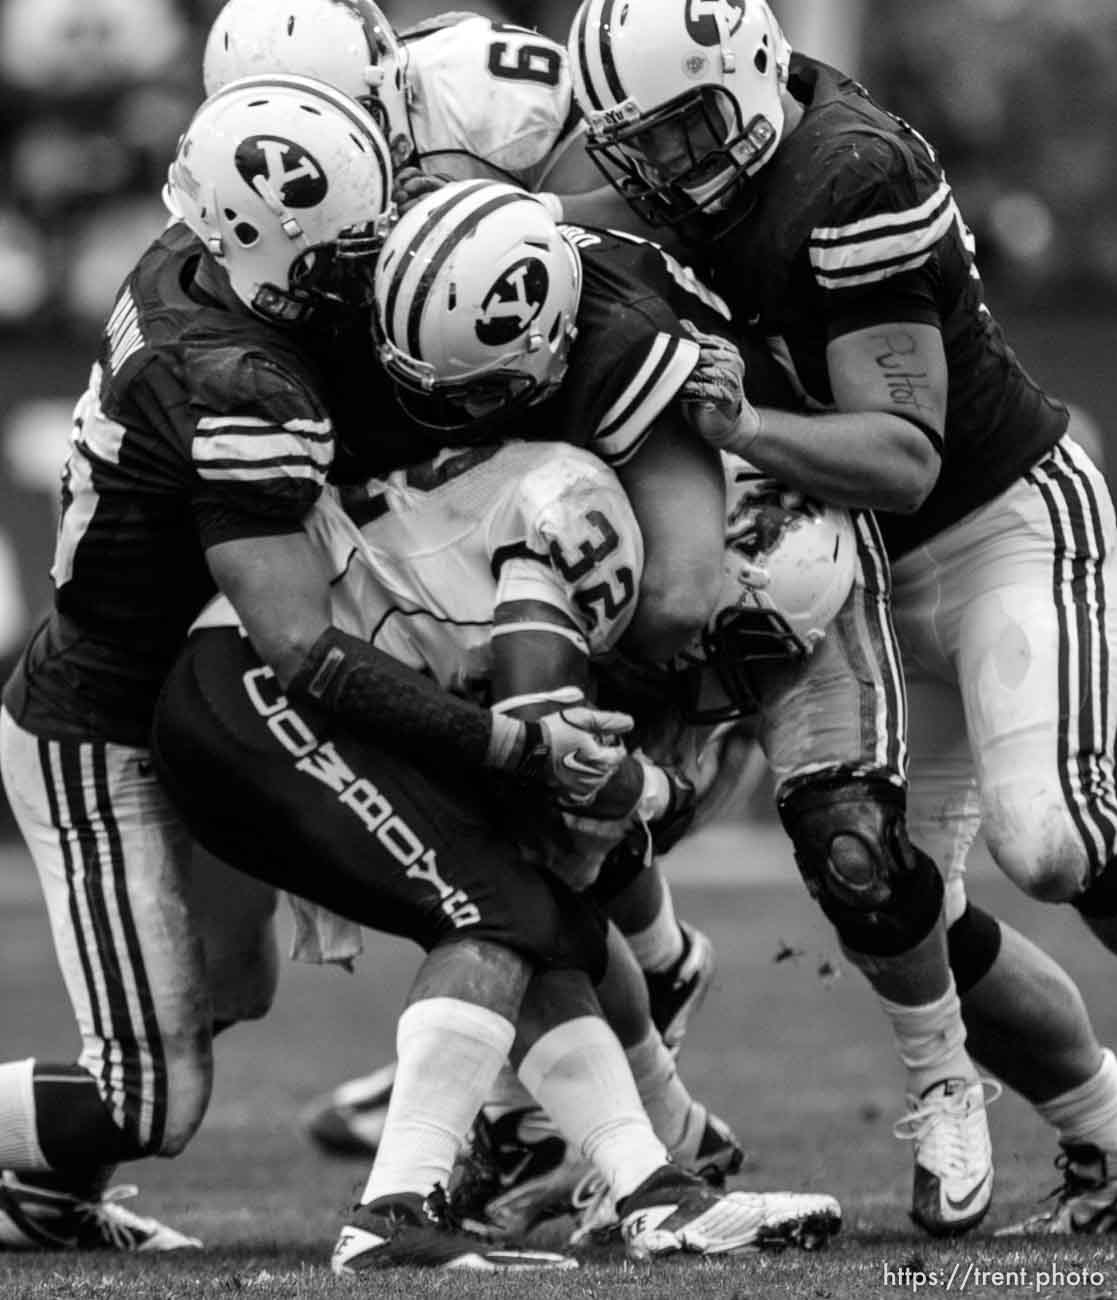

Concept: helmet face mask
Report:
left=164, top=73, right=396, bottom=328
left=677, top=465, right=858, bottom=723
left=372, top=181, right=583, bottom=437
left=569, top=0, right=790, bottom=228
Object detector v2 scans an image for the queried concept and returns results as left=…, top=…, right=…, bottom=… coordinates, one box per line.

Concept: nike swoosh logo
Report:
left=945, top=1171, right=991, bottom=1212
left=498, top=1151, right=535, bottom=1190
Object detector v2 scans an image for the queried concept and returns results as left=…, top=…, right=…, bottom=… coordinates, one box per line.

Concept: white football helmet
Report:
left=688, top=457, right=857, bottom=716
left=373, top=179, right=582, bottom=433
left=163, top=74, right=395, bottom=325
left=567, top=0, right=790, bottom=226
left=203, top=0, right=412, bottom=160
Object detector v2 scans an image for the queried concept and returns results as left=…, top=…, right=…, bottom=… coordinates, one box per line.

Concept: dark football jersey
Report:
left=3, top=223, right=339, bottom=745
left=522, top=225, right=796, bottom=466
left=698, top=55, right=1069, bottom=559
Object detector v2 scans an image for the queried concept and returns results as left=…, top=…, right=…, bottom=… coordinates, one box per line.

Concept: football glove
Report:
left=517, top=703, right=633, bottom=804
left=680, top=319, right=762, bottom=453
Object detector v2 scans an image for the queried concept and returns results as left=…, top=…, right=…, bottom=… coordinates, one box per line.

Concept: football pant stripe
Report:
left=90, top=745, right=168, bottom=1153
left=381, top=180, right=494, bottom=342
left=38, top=738, right=116, bottom=1126
left=851, top=510, right=907, bottom=779
left=1028, top=450, right=1117, bottom=874
left=407, top=192, right=527, bottom=359
left=1051, top=442, right=1117, bottom=867
left=54, top=740, right=137, bottom=1138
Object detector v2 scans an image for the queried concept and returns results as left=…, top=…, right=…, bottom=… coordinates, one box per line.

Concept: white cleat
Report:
left=996, top=1143, right=1117, bottom=1236
left=617, top=1166, right=841, bottom=1261
left=0, top=1173, right=201, bottom=1252
left=894, top=1077, right=1000, bottom=1236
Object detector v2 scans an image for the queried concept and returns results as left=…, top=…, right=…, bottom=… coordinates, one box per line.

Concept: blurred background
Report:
left=0, top=0, right=1115, bottom=832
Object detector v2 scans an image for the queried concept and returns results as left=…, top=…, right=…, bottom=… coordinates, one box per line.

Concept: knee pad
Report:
left=778, top=774, right=944, bottom=957
left=1074, top=863, right=1117, bottom=918
left=947, top=902, right=1004, bottom=995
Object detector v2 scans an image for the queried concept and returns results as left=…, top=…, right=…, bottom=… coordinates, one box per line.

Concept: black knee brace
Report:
left=947, top=902, right=1003, bottom=995
left=33, top=1065, right=151, bottom=1166
left=1073, top=862, right=1117, bottom=918
left=778, top=774, right=944, bottom=957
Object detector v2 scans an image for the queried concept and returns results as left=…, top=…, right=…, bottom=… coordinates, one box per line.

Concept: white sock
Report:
left=878, top=982, right=976, bottom=1097
left=624, top=1027, right=702, bottom=1155
left=0, top=1060, right=47, bottom=1170
left=518, top=1017, right=668, bottom=1202
left=483, top=1064, right=537, bottom=1120
left=361, top=998, right=514, bottom=1205
left=624, top=883, right=685, bottom=974
left=1037, top=1048, right=1117, bottom=1152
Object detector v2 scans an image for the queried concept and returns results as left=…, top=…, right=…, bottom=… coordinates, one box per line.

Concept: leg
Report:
left=0, top=709, right=210, bottom=1251
left=755, top=513, right=990, bottom=1236
left=616, top=413, right=726, bottom=660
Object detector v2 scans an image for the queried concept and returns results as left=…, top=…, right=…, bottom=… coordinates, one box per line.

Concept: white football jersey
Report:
left=404, top=15, right=574, bottom=189
left=304, top=440, right=644, bottom=702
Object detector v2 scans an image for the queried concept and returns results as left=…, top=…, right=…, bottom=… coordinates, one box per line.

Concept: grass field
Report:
left=2, top=828, right=1117, bottom=1299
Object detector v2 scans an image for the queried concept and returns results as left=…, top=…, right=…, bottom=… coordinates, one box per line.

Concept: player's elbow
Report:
left=253, top=620, right=326, bottom=690
left=880, top=432, right=941, bottom=514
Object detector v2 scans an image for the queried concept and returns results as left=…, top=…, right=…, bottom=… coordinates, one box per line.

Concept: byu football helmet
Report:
left=163, top=73, right=395, bottom=325
left=690, top=457, right=857, bottom=717
left=203, top=0, right=412, bottom=160
left=567, top=0, right=790, bottom=226
left=372, top=179, right=582, bottom=431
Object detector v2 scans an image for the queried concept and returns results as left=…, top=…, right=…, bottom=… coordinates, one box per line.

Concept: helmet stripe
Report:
left=381, top=179, right=494, bottom=342
left=573, top=1, right=605, bottom=112
left=405, top=191, right=529, bottom=359
left=596, top=0, right=628, bottom=105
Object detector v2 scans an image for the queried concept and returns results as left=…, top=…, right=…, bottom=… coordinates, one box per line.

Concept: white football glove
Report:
left=680, top=319, right=762, bottom=452
left=537, top=704, right=632, bottom=804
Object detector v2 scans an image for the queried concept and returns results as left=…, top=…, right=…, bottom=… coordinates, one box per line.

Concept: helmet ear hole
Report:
left=754, top=49, right=768, bottom=74
left=233, top=220, right=260, bottom=246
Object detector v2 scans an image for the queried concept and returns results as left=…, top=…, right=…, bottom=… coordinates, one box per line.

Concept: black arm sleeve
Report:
left=288, top=626, right=540, bottom=775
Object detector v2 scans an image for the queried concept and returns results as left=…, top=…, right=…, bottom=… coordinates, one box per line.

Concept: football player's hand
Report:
left=534, top=705, right=633, bottom=804
left=393, top=166, right=450, bottom=214
left=680, top=319, right=762, bottom=452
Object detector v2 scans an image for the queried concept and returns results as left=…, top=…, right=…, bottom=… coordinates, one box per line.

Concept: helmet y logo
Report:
left=235, top=136, right=328, bottom=208
left=685, top=0, right=745, bottom=46
left=476, top=257, right=550, bottom=346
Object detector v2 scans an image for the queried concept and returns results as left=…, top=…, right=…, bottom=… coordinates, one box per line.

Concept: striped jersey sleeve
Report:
left=806, top=134, right=961, bottom=337
left=188, top=347, right=334, bottom=546
left=590, top=328, right=700, bottom=466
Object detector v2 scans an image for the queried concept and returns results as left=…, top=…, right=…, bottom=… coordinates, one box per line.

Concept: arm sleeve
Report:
left=187, top=348, right=333, bottom=548
left=808, top=135, right=954, bottom=341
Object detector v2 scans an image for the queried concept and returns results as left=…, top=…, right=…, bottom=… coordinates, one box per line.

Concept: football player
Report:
left=200, top=0, right=735, bottom=1142
left=0, top=75, right=627, bottom=1255
left=568, top=0, right=1117, bottom=1237
left=152, top=434, right=843, bottom=1268
left=370, top=179, right=991, bottom=1237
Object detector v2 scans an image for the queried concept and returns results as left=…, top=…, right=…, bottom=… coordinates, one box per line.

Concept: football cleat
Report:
left=330, top=1186, right=578, bottom=1273
left=0, top=1173, right=202, bottom=1252
left=450, top=1106, right=588, bottom=1240
left=617, top=1166, right=841, bottom=1261
left=674, top=1108, right=747, bottom=1186
left=644, top=921, right=716, bottom=1053
left=995, top=1143, right=1117, bottom=1236
left=894, top=1077, right=1000, bottom=1237
left=301, top=1062, right=397, bottom=1158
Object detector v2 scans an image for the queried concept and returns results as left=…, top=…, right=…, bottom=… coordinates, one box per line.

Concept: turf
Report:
left=2, top=833, right=1117, bottom=1298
